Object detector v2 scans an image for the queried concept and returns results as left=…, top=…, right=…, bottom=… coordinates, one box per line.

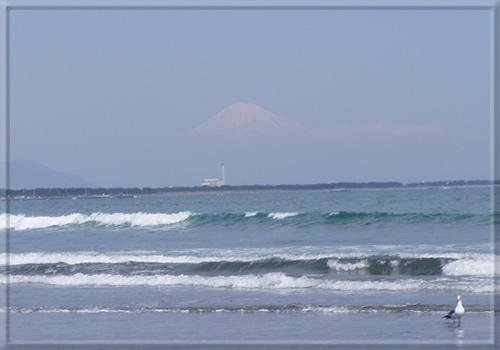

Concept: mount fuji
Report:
left=188, top=102, right=307, bottom=137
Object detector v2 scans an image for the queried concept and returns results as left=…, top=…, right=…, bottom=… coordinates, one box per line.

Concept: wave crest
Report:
left=0, top=212, right=192, bottom=230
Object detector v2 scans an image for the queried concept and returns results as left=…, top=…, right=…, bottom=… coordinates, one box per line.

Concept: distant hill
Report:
left=188, top=102, right=308, bottom=137
left=5, top=160, right=97, bottom=189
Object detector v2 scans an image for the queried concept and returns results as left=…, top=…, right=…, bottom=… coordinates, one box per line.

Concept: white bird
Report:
left=443, top=295, right=465, bottom=326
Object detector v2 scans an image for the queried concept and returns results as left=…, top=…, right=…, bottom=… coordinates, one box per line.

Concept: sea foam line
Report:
left=2, top=252, right=233, bottom=265
left=6, top=272, right=495, bottom=293
left=0, top=212, right=192, bottom=230
left=8, top=303, right=492, bottom=315
left=0, top=211, right=302, bottom=231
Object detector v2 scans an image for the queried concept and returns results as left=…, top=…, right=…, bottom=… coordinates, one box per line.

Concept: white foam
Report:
left=3, top=251, right=351, bottom=266
left=6, top=272, right=495, bottom=293
left=87, top=212, right=191, bottom=227
left=3, top=252, right=235, bottom=265
left=0, top=212, right=192, bottom=231
left=442, top=257, right=495, bottom=276
left=2, top=213, right=88, bottom=231
left=327, top=259, right=369, bottom=272
left=8, top=272, right=309, bottom=288
left=268, top=212, right=299, bottom=220
left=244, top=212, right=259, bottom=217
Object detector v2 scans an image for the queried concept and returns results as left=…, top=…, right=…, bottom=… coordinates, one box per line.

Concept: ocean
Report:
left=0, top=187, right=497, bottom=349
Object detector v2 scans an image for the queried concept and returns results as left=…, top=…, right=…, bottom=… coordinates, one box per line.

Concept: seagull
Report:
left=443, top=295, right=465, bottom=326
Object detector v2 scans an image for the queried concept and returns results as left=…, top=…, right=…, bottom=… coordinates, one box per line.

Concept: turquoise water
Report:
left=1, top=187, right=497, bottom=348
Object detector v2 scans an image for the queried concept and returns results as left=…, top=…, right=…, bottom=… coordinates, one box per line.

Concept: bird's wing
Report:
left=443, top=310, right=454, bottom=319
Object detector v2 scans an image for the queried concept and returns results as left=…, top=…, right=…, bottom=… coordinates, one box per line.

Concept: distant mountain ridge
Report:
left=189, top=102, right=307, bottom=136
left=5, top=160, right=97, bottom=189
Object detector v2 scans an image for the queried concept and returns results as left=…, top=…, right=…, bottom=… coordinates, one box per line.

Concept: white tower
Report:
left=221, top=163, right=225, bottom=186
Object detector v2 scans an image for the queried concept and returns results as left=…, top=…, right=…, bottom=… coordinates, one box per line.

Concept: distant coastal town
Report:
left=0, top=179, right=497, bottom=201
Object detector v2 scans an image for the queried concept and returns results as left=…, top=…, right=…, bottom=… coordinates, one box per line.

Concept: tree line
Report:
left=0, top=180, right=495, bottom=199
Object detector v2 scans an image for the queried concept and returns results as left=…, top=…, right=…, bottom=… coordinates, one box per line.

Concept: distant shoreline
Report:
left=1, top=180, right=497, bottom=201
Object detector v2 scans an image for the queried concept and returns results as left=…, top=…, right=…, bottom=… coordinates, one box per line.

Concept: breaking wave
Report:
left=1, top=248, right=495, bottom=294
left=7, top=272, right=494, bottom=293
left=2, top=251, right=495, bottom=276
left=0, top=212, right=192, bottom=231
left=0, top=210, right=490, bottom=231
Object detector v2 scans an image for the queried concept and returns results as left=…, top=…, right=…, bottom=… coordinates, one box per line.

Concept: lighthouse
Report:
left=221, top=163, right=225, bottom=186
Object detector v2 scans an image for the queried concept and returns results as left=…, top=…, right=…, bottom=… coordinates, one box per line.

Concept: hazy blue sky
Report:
left=9, top=6, right=491, bottom=187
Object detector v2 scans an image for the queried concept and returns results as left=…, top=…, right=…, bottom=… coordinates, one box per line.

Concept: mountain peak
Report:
left=189, top=102, right=307, bottom=137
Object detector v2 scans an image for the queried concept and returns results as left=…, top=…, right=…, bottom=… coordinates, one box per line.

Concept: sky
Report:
left=8, top=6, right=492, bottom=188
